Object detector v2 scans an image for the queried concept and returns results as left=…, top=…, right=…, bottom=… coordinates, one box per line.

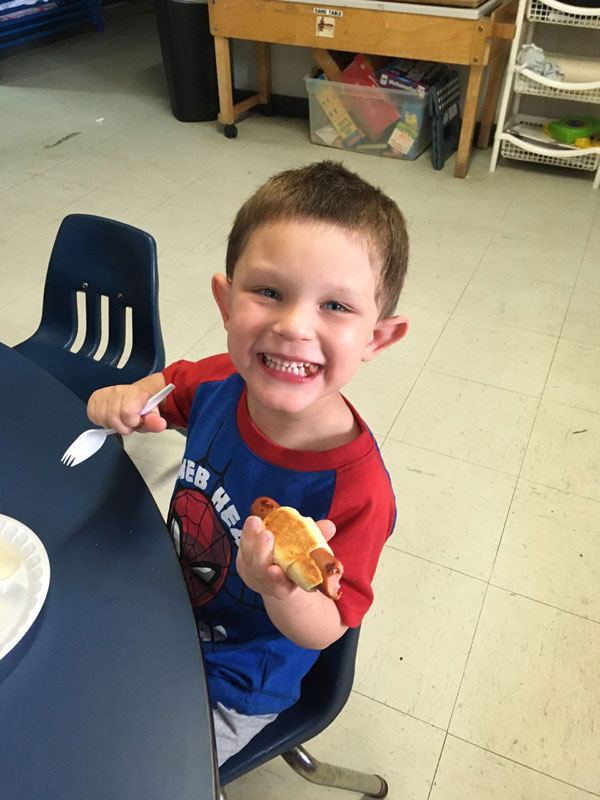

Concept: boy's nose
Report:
left=272, top=304, right=314, bottom=341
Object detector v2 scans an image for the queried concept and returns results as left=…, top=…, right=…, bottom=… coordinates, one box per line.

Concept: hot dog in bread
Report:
left=250, top=497, right=343, bottom=600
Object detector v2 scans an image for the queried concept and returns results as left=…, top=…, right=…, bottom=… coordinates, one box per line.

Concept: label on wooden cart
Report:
left=315, top=15, right=335, bottom=36
left=314, top=7, right=342, bottom=38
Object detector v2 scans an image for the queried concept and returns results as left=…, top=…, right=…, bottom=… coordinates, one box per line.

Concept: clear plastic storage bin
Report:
left=305, top=73, right=432, bottom=160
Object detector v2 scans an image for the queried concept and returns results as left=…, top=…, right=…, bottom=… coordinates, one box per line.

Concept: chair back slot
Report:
left=68, top=290, right=87, bottom=353
left=100, top=296, right=126, bottom=366
left=115, top=305, right=134, bottom=369
left=77, top=290, right=102, bottom=358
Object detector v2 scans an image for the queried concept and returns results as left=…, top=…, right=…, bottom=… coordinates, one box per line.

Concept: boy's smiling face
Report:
left=212, top=219, right=407, bottom=434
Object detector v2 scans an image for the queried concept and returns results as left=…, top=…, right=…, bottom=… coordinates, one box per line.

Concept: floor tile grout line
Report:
left=382, top=543, right=499, bottom=586
left=514, top=476, right=600, bottom=507
left=498, top=178, right=598, bottom=239
left=416, top=364, right=549, bottom=400
left=390, top=235, right=596, bottom=595
left=383, top=435, right=600, bottom=507
left=411, top=222, right=515, bottom=795
left=350, top=689, right=448, bottom=735
left=382, top=235, right=491, bottom=440
left=400, top=301, right=573, bottom=339
left=488, top=583, right=600, bottom=628
left=381, top=359, right=428, bottom=441
left=445, top=309, right=563, bottom=338
left=447, top=735, right=600, bottom=798
left=404, top=229, right=590, bottom=341
left=348, top=686, right=600, bottom=799
left=439, top=235, right=593, bottom=770
left=382, top=435, right=523, bottom=480
left=452, top=261, right=587, bottom=290
left=426, top=731, right=449, bottom=800
left=383, top=542, right=600, bottom=628
left=408, top=225, right=591, bottom=350
left=435, top=570, right=497, bottom=773
left=436, top=368, right=538, bottom=761
left=483, top=214, right=592, bottom=550
left=416, top=363, right=600, bottom=417
left=534, top=397, right=600, bottom=418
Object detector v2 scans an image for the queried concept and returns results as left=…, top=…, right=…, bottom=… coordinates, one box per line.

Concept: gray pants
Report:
left=212, top=702, right=278, bottom=766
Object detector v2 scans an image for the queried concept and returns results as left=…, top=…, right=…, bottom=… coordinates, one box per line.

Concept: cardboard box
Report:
left=378, top=59, right=448, bottom=96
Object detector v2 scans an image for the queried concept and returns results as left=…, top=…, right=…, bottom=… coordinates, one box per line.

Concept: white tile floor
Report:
left=2, top=3, right=600, bottom=797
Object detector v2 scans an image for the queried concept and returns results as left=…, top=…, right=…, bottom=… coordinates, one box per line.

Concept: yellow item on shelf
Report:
left=313, top=79, right=362, bottom=147
left=544, top=117, right=600, bottom=149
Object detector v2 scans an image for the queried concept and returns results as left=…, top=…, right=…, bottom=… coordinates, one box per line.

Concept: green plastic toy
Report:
left=545, top=117, right=600, bottom=148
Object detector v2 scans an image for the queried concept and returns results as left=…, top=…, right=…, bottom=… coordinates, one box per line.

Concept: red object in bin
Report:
left=341, top=55, right=400, bottom=141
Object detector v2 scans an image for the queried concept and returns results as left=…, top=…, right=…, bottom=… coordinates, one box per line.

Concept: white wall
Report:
left=233, top=41, right=314, bottom=96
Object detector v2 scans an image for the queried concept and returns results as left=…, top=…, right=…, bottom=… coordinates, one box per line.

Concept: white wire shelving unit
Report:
left=490, top=0, right=600, bottom=187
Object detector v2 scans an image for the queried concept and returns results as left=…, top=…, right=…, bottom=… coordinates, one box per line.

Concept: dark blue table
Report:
left=0, top=343, right=218, bottom=800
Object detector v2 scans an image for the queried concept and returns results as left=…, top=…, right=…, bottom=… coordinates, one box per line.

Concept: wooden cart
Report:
left=208, top=0, right=516, bottom=177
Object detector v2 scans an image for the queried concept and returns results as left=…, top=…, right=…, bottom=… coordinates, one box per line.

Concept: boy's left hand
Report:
left=237, top=515, right=335, bottom=601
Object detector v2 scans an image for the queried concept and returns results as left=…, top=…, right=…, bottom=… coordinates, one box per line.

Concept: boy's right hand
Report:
left=87, top=378, right=168, bottom=435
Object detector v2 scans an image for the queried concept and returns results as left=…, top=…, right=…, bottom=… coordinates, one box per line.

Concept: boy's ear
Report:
left=362, top=315, right=409, bottom=362
left=212, top=273, right=232, bottom=329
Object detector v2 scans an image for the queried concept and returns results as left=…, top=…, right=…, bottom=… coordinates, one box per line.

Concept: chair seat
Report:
left=219, top=626, right=360, bottom=786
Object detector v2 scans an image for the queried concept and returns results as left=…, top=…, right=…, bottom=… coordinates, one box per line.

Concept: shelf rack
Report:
left=490, top=0, right=600, bottom=187
left=0, top=0, right=103, bottom=51
left=528, top=0, right=600, bottom=26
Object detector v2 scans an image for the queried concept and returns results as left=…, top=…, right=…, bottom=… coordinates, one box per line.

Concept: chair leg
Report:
left=281, top=745, right=388, bottom=798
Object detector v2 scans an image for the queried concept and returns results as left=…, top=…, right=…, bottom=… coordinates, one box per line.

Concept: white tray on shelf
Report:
left=515, top=54, right=600, bottom=102
left=500, top=133, right=600, bottom=170
left=527, top=0, right=600, bottom=27
left=506, top=120, right=576, bottom=147
left=501, top=133, right=600, bottom=170
left=499, top=115, right=600, bottom=177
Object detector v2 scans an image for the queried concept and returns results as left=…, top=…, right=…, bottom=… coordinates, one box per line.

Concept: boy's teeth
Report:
left=262, top=354, right=320, bottom=376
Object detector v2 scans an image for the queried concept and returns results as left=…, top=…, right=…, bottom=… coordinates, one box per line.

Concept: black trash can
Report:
left=154, top=0, right=219, bottom=122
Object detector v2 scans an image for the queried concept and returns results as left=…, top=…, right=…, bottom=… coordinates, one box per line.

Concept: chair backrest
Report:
left=220, top=626, right=361, bottom=786
left=15, top=214, right=165, bottom=402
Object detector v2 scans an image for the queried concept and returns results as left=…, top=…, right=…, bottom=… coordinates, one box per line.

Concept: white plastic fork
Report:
left=61, top=383, right=175, bottom=467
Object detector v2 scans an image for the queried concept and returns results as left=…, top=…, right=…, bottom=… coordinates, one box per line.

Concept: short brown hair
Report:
left=225, top=161, right=408, bottom=319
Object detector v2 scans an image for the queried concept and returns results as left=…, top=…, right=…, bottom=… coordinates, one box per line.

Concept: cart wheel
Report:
left=224, top=124, right=238, bottom=139
left=260, top=103, right=274, bottom=117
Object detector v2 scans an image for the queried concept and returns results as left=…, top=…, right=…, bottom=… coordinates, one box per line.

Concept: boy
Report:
left=87, top=160, right=409, bottom=765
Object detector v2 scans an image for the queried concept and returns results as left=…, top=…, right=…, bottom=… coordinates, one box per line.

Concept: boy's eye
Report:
left=257, top=288, right=281, bottom=300
left=323, top=300, right=349, bottom=313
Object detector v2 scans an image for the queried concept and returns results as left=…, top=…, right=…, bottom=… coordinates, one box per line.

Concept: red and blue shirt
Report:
left=162, top=354, right=396, bottom=715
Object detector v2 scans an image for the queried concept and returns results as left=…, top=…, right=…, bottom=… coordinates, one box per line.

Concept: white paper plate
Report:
left=0, top=514, right=50, bottom=660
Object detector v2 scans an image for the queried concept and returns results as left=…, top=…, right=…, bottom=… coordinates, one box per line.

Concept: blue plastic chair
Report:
left=14, top=214, right=165, bottom=403
left=219, top=626, right=388, bottom=798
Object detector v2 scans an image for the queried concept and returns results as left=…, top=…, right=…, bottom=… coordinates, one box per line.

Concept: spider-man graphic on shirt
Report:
left=168, top=487, right=231, bottom=608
